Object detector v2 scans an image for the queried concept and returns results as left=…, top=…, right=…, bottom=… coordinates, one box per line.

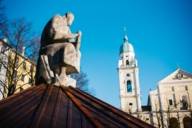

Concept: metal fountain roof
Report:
left=0, top=84, right=154, bottom=128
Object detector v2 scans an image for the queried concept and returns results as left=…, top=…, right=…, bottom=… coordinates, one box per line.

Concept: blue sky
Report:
left=4, top=0, right=192, bottom=107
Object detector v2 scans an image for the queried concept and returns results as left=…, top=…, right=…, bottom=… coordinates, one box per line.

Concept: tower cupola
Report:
left=119, top=35, right=134, bottom=55
left=118, top=35, right=137, bottom=68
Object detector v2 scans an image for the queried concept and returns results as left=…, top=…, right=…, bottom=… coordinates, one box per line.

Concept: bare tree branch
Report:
left=0, top=18, right=39, bottom=97
left=71, top=71, right=94, bottom=95
left=0, top=0, right=9, bottom=38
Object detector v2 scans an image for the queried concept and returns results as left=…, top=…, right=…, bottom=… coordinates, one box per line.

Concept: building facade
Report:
left=0, top=39, right=9, bottom=99
left=118, top=36, right=192, bottom=128
left=148, top=69, right=192, bottom=128
left=0, top=39, right=36, bottom=100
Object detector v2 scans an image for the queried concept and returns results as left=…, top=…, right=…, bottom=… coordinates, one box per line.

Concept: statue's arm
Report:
left=64, top=30, right=82, bottom=50
left=67, top=28, right=80, bottom=39
left=76, top=31, right=82, bottom=50
left=68, top=30, right=82, bottom=50
left=63, top=33, right=79, bottom=39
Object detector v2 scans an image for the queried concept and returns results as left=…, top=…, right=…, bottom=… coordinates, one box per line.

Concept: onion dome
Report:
left=119, top=35, right=134, bottom=54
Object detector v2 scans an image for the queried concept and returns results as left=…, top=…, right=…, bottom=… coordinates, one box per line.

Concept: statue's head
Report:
left=66, top=12, right=74, bottom=26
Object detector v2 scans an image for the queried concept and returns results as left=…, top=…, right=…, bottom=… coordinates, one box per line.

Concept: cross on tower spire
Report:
left=123, top=27, right=128, bottom=41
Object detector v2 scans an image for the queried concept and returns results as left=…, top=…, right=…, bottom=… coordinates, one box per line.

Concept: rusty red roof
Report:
left=0, top=84, right=154, bottom=128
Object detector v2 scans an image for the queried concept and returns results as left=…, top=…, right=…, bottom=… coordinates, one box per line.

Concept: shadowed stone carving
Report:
left=35, top=12, right=81, bottom=86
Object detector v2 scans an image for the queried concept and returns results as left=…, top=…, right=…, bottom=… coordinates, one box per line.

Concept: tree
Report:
left=0, top=40, right=37, bottom=97
left=26, top=36, right=40, bottom=62
left=8, top=18, right=38, bottom=94
left=154, top=103, right=161, bottom=128
left=71, top=71, right=88, bottom=89
left=71, top=71, right=93, bottom=94
left=0, top=18, right=40, bottom=98
left=0, top=0, right=8, bottom=38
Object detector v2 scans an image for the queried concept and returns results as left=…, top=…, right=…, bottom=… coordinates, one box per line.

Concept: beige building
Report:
left=0, top=39, right=36, bottom=99
left=148, top=69, right=192, bottom=128
left=118, top=35, right=192, bottom=128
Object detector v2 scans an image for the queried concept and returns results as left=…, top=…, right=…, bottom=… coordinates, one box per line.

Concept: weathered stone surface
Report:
left=35, top=12, right=81, bottom=86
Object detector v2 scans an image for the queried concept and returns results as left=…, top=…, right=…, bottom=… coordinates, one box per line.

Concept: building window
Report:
left=19, top=87, right=24, bottom=91
left=171, top=86, right=174, bottom=92
left=126, top=74, right=130, bottom=77
left=169, top=99, right=173, bottom=106
left=180, top=95, right=188, bottom=110
left=13, top=70, right=17, bottom=79
left=1, top=46, right=7, bottom=53
left=129, top=103, right=133, bottom=106
left=30, top=65, right=34, bottom=72
left=23, top=62, right=26, bottom=70
left=127, top=80, right=132, bottom=92
left=173, top=94, right=177, bottom=108
left=28, top=78, right=32, bottom=84
left=21, top=74, right=25, bottom=81
left=0, top=62, right=2, bottom=71
left=185, top=86, right=188, bottom=91
left=15, top=57, right=19, bottom=68
left=126, top=60, right=129, bottom=65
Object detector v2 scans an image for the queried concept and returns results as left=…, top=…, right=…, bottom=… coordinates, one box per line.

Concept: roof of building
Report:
left=0, top=84, right=154, bottom=128
left=158, top=68, right=192, bottom=84
left=119, top=35, right=134, bottom=54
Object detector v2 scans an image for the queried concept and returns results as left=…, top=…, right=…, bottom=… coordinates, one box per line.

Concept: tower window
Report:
left=126, top=60, right=129, bottom=65
left=126, top=74, right=130, bottom=77
left=127, top=80, right=132, bottom=92
left=169, top=99, right=173, bottom=106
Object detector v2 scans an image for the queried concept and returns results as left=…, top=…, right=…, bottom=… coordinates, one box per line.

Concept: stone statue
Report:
left=35, top=12, right=82, bottom=86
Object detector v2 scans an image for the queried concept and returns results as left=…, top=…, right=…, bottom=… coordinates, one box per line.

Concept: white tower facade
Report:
left=118, top=35, right=142, bottom=114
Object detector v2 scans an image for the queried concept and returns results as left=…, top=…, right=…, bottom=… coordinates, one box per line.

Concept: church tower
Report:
left=118, top=35, right=142, bottom=114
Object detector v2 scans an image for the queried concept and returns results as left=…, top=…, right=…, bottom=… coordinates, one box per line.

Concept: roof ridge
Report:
left=61, top=86, right=101, bottom=127
left=67, top=86, right=154, bottom=128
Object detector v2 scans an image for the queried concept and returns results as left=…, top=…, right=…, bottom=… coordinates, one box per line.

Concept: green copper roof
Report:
left=119, top=35, right=134, bottom=54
